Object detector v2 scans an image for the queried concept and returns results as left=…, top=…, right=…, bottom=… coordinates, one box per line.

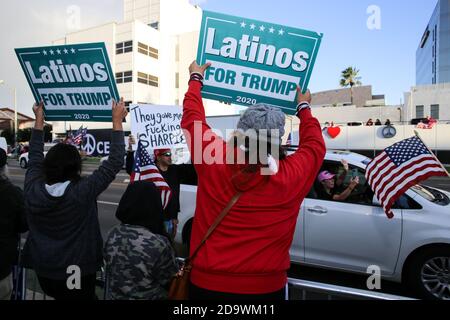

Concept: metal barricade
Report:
left=287, top=278, right=416, bottom=300
left=13, top=260, right=416, bottom=300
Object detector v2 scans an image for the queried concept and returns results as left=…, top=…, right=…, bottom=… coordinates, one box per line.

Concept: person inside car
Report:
left=316, top=170, right=359, bottom=202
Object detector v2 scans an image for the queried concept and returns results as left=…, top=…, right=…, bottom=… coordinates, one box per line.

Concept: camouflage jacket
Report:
left=104, top=224, right=179, bottom=300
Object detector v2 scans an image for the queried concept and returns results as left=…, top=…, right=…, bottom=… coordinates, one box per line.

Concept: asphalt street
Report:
left=7, top=159, right=450, bottom=299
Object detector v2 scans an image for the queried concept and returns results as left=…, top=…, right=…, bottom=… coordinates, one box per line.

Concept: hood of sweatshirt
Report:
left=45, top=181, right=71, bottom=197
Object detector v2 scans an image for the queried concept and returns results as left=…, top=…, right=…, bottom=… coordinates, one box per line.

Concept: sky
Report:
left=0, top=0, right=438, bottom=117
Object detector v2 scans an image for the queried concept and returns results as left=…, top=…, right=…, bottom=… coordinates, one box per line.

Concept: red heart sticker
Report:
left=327, top=126, right=341, bottom=139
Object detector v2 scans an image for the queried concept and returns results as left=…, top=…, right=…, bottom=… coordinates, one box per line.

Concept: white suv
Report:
left=175, top=150, right=450, bottom=300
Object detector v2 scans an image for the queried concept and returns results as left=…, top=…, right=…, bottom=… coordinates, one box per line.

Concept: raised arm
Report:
left=287, top=88, right=326, bottom=182
left=24, top=101, right=45, bottom=188
left=181, top=61, right=224, bottom=171
left=79, top=99, right=128, bottom=197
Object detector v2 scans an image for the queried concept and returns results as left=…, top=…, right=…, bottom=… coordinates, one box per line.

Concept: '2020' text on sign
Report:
left=15, top=42, right=119, bottom=122
left=197, top=11, right=323, bottom=115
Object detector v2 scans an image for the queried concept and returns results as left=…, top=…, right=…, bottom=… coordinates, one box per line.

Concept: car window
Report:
left=410, top=185, right=450, bottom=206
left=313, top=160, right=373, bottom=205
left=391, top=194, right=423, bottom=210
left=321, top=162, right=424, bottom=209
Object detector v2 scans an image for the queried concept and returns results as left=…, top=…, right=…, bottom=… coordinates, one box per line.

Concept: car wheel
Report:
left=20, top=158, right=27, bottom=169
left=406, top=247, right=450, bottom=300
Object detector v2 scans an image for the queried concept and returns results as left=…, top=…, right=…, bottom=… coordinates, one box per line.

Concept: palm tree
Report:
left=340, top=67, right=362, bottom=105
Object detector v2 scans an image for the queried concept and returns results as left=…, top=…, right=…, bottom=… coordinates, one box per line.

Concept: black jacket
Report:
left=0, top=176, right=27, bottom=280
left=22, top=130, right=125, bottom=280
left=126, top=151, right=197, bottom=220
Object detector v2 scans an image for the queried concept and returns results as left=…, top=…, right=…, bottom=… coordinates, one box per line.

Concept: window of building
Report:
left=416, top=105, right=424, bottom=118
left=138, top=42, right=158, bottom=59
left=116, top=41, right=133, bottom=55
left=175, top=73, right=179, bottom=89
left=149, top=21, right=159, bottom=30
left=137, top=72, right=159, bottom=87
left=419, top=28, right=429, bottom=48
left=175, top=43, right=180, bottom=62
left=116, top=71, right=133, bottom=84
left=430, top=104, right=439, bottom=119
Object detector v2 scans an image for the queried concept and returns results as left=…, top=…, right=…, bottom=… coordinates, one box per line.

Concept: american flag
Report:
left=73, top=127, right=87, bottom=146
left=130, top=141, right=172, bottom=209
left=365, top=136, right=448, bottom=219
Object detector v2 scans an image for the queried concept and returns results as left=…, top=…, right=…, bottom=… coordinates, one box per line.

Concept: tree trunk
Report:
left=350, top=85, right=354, bottom=105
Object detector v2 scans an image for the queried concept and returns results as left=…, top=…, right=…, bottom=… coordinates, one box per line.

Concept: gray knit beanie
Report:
left=237, top=104, right=286, bottom=142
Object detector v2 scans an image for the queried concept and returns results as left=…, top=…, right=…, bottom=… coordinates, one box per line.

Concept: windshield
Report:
left=410, top=185, right=450, bottom=206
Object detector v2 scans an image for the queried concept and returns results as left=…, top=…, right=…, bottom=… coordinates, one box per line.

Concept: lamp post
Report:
left=0, top=80, right=18, bottom=147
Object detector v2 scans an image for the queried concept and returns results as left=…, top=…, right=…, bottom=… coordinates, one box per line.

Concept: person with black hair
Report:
left=104, top=181, right=178, bottom=300
left=125, top=136, right=197, bottom=239
left=21, top=99, right=127, bottom=300
left=0, top=148, right=27, bottom=300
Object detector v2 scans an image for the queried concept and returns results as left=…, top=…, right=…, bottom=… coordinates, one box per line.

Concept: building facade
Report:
left=416, top=0, right=450, bottom=85
left=52, top=0, right=239, bottom=134
left=404, top=83, right=450, bottom=122
left=311, top=85, right=385, bottom=109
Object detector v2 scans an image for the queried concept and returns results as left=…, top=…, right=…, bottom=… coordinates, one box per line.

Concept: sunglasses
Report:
left=162, top=152, right=172, bottom=157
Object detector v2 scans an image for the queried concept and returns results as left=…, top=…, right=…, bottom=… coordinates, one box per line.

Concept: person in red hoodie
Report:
left=181, top=61, right=326, bottom=300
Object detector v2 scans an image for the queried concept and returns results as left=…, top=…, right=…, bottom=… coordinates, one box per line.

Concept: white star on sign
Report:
left=240, top=21, right=246, bottom=28
left=63, top=48, right=69, bottom=54
left=56, top=49, right=61, bottom=55
left=269, top=27, right=275, bottom=33
left=43, top=50, right=47, bottom=55
left=279, top=29, right=285, bottom=35
left=250, top=24, right=256, bottom=30
left=259, top=25, right=266, bottom=32
left=70, top=48, right=76, bottom=54
left=49, top=50, right=54, bottom=55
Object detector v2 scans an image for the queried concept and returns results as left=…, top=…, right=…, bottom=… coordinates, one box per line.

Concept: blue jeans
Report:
left=164, top=220, right=174, bottom=235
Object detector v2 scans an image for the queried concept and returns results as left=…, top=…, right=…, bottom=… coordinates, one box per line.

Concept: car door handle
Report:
left=307, top=207, right=328, bottom=215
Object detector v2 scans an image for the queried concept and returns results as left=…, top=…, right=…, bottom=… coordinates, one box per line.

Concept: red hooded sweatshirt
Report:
left=181, top=80, right=326, bottom=294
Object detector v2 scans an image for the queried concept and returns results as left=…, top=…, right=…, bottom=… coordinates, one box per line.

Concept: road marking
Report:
left=98, top=201, right=119, bottom=206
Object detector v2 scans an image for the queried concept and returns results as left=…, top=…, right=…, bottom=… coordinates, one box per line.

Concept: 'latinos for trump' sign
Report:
left=15, top=42, right=119, bottom=122
left=130, top=104, right=186, bottom=150
left=197, top=11, right=323, bottom=115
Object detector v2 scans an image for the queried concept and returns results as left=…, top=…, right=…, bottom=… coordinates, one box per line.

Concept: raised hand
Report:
left=296, top=86, right=312, bottom=105
left=341, top=159, right=349, bottom=171
left=33, top=101, right=45, bottom=130
left=189, top=61, right=211, bottom=77
left=112, top=98, right=128, bottom=131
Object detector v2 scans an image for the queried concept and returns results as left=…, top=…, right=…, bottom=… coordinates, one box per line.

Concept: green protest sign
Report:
left=197, top=11, right=323, bottom=115
left=15, top=42, right=119, bottom=122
